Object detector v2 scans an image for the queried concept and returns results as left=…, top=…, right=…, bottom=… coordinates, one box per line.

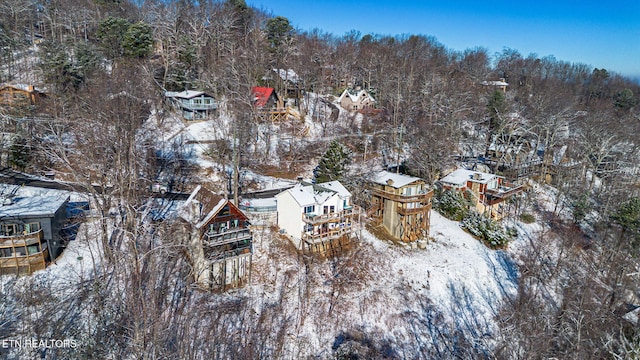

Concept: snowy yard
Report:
left=243, top=210, right=522, bottom=357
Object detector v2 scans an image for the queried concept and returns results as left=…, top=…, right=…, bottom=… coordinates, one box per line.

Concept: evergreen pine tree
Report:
left=123, top=21, right=154, bottom=58
left=9, top=136, right=30, bottom=171
left=486, top=89, right=507, bottom=131
left=314, top=140, right=351, bottom=183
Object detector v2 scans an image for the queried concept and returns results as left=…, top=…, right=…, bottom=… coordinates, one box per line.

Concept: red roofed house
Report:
left=252, top=86, right=287, bottom=121
left=252, top=87, right=283, bottom=110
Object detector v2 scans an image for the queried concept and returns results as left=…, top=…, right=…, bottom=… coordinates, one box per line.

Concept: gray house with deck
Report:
left=165, top=90, right=218, bottom=120
left=0, top=191, right=69, bottom=275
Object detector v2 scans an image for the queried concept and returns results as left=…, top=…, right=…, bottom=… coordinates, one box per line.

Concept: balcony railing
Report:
left=397, top=204, right=432, bottom=215
left=182, top=103, right=218, bottom=111
left=204, top=228, right=252, bottom=247
left=302, top=208, right=355, bottom=225
left=0, top=230, right=44, bottom=248
left=0, top=245, right=48, bottom=275
left=371, top=188, right=433, bottom=203
left=485, top=184, right=524, bottom=199
left=302, top=227, right=353, bottom=244
left=207, top=246, right=251, bottom=261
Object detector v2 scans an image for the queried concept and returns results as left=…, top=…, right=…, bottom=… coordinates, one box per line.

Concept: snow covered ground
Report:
left=243, top=210, right=521, bottom=357
left=0, top=189, right=529, bottom=357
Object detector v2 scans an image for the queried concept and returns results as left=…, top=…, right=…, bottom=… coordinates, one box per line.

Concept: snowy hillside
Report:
left=237, top=210, right=520, bottom=357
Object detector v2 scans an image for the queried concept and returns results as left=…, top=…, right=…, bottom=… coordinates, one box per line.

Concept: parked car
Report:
left=151, top=183, right=169, bottom=194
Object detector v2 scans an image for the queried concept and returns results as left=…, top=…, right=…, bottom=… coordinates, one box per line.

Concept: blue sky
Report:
left=248, top=0, right=640, bottom=78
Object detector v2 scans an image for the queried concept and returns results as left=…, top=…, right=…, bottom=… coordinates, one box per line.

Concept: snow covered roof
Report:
left=277, top=182, right=344, bottom=207
left=164, top=90, right=213, bottom=99
left=439, top=169, right=499, bottom=186
left=481, top=80, right=509, bottom=87
left=272, top=68, right=300, bottom=84
left=316, top=181, right=351, bottom=198
left=0, top=187, right=68, bottom=218
left=371, top=171, right=423, bottom=189
left=0, top=83, right=43, bottom=93
left=338, top=89, right=375, bottom=104
left=178, top=185, right=232, bottom=229
left=488, top=141, right=526, bottom=154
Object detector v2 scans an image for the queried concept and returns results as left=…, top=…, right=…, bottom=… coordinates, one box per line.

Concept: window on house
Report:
left=1, top=224, right=17, bottom=236
left=304, top=205, right=314, bottom=214
left=0, top=248, right=11, bottom=257
left=323, top=205, right=335, bottom=214
left=25, top=223, right=40, bottom=234
left=221, top=205, right=230, bottom=216
left=14, top=246, right=26, bottom=256
left=27, top=244, right=40, bottom=255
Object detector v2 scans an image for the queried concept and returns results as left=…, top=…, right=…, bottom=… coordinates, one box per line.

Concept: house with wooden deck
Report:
left=0, top=189, right=69, bottom=275
left=438, top=169, right=523, bottom=220
left=165, top=90, right=217, bottom=121
left=0, top=84, right=45, bottom=107
left=179, top=185, right=252, bottom=291
left=369, top=171, right=433, bottom=242
left=251, top=86, right=294, bottom=122
left=276, top=181, right=356, bottom=255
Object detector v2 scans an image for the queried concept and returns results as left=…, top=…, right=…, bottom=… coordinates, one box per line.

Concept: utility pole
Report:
left=394, top=76, right=402, bottom=173
left=232, top=115, right=240, bottom=205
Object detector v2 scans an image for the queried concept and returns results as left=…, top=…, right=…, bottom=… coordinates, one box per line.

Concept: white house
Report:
left=275, top=181, right=355, bottom=253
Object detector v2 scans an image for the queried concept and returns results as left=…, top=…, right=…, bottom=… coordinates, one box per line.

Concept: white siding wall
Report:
left=318, top=194, right=342, bottom=213
left=276, top=192, right=304, bottom=240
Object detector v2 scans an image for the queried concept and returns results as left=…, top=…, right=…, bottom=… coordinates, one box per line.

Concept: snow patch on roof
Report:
left=338, top=89, right=375, bottom=104
left=371, top=170, right=422, bottom=188
left=316, top=180, right=351, bottom=198
left=439, top=169, right=499, bottom=186
left=272, top=68, right=300, bottom=84
left=165, top=90, right=212, bottom=99
left=277, top=182, right=348, bottom=207
left=0, top=185, right=69, bottom=218
left=178, top=185, right=229, bottom=229
left=481, top=80, right=509, bottom=86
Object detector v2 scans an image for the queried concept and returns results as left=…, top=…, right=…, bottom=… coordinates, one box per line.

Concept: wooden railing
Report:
left=485, top=184, right=524, bottom=199
left=397, top=204, right=432, bottom=215
left=204, top=228, right=252, bottom=247
left=0, top=246, right=48, bottom=275
left=302, top=208, right=356, bottom=224
left=206, top=246, right=251, bottom=261
left=0, top=230, right=44, bottom=248
left=302, top=226, right=353, bottom=244
left=371, top=188, right=433, bottom=203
